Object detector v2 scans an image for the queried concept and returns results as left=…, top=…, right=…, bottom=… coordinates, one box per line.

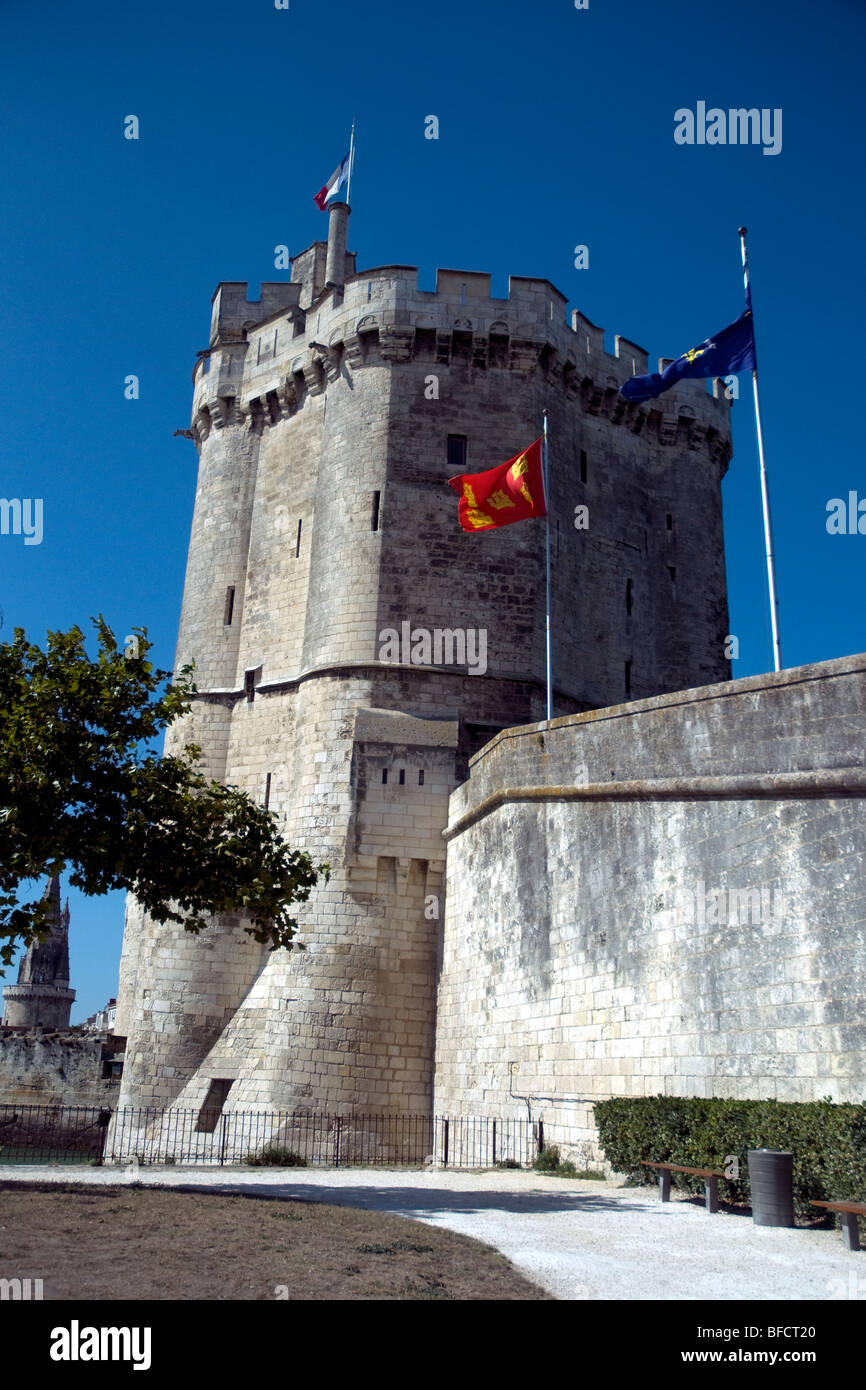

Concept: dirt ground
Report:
left=0, top=1181, right=552, bottom=1300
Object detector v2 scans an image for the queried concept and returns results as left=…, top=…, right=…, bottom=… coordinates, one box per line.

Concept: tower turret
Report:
left=114, top=218, right=734, bottom=1143
left=2, top=876, right=76, bottom=1028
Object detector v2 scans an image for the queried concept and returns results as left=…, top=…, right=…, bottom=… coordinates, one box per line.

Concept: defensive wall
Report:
left=434, top=654, right=866, bottom=1158
left=0, top=1029, right=123, bottom=1107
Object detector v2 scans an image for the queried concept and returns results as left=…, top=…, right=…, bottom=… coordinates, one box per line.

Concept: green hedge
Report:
left=594, top=1096, right=866, bottom=1220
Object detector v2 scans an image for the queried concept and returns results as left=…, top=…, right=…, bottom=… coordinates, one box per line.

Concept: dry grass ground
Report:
left=0, top=1181, right=552, bottom=1301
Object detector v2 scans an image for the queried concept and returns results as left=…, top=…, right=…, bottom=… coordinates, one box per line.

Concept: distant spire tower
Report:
left=2, top=876, right=76, bottom=1028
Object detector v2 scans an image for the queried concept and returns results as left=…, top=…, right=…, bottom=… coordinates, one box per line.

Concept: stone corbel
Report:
left=581, top=378, right=606, bottom=415
left=310, top=344, right=341, bottom=384
left=472, top=336, right=489, bottom=369
left=627, top=404, right=647, bottom=435
left=607, top=390, right=628, bottom=426
left=435, top=330, right=452, bottom=365
left=277, top=377, right=298, bottom=418
left=343, top=334, right=365, bottom=370
left=302, top=355, right=326, bottom=397
left=211, top=393, right=239, bottom=429
left=687, top=421, right=708, bottom=452
left=562, top=362, right=581, bottom=400
left=379, top=326, right=414, bottom=362
left=658, top=413, right=679, bottom=447
left=509, top=339, right=544, bottom=374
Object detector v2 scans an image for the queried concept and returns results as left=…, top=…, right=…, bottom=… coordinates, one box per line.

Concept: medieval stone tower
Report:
left=114, top=203, right=733, bottom=1124
left=2, top=876, right=75, bottom=1029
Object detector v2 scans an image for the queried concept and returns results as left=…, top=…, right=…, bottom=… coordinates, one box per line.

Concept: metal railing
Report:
left=0, top=1104, right=543, bottom=1169
left=0, top=1104, right=110, bottom=1165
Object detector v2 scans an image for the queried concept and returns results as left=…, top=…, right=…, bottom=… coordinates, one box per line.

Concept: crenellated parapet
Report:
left=187, top=257, right=732, bottom=468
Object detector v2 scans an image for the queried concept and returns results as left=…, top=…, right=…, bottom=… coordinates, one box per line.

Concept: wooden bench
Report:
left=811, top=1200, right=866, bottom=1252
left=641, top=1160, right=726, bottom=1213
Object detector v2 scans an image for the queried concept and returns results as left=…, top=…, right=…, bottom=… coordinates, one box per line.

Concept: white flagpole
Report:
left=346, top=121, right=356, bottom=205
left=542, top=410, right=553, bottom=721
left=738, top=226, right=782, bottom=673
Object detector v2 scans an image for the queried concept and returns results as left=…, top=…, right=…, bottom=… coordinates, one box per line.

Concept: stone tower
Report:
left=2, top=876, right=75, bottom=1029
left=114, top=203, right=733, bottom=1125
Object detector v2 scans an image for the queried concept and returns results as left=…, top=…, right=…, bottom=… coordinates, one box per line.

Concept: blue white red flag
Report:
left=313, top=153, right=350, bottom=210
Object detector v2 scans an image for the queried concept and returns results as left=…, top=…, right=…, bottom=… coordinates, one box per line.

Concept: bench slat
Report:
left=811, top=1200, right=866, bottom=1215
left=641, top=1161, right=725, bottom=1178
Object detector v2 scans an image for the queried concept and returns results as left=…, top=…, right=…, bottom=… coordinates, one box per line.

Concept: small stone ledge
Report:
left=443, top=767, right=866, bottom=842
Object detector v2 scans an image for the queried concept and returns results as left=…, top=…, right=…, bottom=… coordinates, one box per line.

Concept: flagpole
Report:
left=738, top=226, right=782, bottom=673
left=346, top=121, right=356, bottom=205
left=542, top=410, right=553, bottom=721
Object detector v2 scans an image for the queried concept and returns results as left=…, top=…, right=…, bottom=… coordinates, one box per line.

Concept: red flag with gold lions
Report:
left=447, top=438, right=546, bottom=532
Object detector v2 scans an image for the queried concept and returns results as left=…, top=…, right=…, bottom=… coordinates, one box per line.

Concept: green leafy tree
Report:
left=0, top=618, right=329, bottom=967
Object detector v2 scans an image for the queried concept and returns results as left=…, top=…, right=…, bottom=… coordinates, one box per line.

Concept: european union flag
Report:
left=620, top=289, right=756, bottom=402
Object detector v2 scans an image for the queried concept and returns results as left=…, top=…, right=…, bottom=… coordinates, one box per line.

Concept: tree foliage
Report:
left=0, top=618, right=329, bottom=967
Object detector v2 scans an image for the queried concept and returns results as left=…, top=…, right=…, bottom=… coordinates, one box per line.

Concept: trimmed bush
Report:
left=594, top=1095, right=866, bottom=1220
left=246, top=1145, right=308, bottom=1167
left=533, top=1144, right=578, bottom=1178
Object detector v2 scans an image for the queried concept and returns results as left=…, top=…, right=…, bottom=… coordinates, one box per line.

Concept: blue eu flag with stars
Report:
left=620, top=289, right=756, bottom=402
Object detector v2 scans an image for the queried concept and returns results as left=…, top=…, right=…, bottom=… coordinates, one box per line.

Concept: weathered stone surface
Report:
left=0, top=1030, right=120, bottom=1106
left=434, top=655, right=866, bottom=1157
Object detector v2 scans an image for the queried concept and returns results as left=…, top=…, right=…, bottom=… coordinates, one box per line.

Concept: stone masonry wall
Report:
left=0, top=1031, right=119, bottom=1107
left=434, top=655, right=866, bottom=1161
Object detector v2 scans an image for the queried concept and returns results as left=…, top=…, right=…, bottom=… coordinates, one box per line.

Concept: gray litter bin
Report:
left=748, top=1148, right=795, bottom=1227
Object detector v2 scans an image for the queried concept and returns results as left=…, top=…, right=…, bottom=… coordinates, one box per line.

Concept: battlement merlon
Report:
left=209, top=282, right=304, bottom=346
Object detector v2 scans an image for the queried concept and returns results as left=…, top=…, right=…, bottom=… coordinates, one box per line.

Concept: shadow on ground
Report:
left=154, top=1180, right=661, bottom=1218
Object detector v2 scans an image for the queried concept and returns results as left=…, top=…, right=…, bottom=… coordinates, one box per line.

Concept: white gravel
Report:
left=2, top=1164, right=860, bottom=1301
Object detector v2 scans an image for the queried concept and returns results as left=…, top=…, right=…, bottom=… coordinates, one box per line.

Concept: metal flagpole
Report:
left=346, top=121, right=356, bottom=205
left=738, top=226, right=782, bottom=673
left=542, top=410, right=553, bottom=721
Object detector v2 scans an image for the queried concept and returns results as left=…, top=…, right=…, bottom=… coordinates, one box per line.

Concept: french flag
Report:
left=313, top=152, right=350, bottom=210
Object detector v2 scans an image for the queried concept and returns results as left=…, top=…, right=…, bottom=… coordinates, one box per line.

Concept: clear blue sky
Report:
left=1, top=0, right=863, bottom=1020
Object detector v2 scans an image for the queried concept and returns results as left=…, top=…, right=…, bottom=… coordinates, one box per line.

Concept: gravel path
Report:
left=1, top=1165, right=860, bottom=1301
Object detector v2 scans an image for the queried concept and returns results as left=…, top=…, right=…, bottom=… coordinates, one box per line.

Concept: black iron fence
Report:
left=0, top=1104, right=111, bottom=1165
left=0, top=1104, right=542, bottom=1169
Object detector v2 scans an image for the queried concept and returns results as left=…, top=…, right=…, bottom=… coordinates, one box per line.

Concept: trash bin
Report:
left=748, top=1148, right=795, bottom=1227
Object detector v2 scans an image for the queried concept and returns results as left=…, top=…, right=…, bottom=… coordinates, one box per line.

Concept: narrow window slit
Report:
left=447, top=435, right=467, bottom=471
left=196, top=1079, right=233, bottom=1133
